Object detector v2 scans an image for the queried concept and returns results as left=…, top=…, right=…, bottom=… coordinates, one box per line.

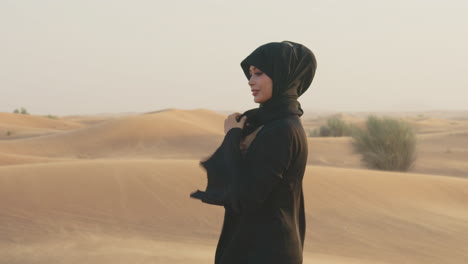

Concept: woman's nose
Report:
left=248, top=77, right=254, bottom=86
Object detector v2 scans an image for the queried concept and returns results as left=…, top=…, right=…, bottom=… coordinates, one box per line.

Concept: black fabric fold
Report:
left=190, top=146, right=226, bottom=205
left=189, top=129, right=233, bottom=206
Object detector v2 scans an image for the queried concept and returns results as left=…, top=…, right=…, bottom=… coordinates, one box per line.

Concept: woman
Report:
left=191, top=40, right=317, bottom=264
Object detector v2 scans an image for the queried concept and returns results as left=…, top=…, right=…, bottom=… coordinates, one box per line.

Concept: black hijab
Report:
left=237, top=40, right=317, bottom=137
left=190, top=41, right=317, bottom=205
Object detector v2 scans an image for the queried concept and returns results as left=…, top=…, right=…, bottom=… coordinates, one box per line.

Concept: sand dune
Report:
left=410, top=118, right=468, bottom=134
left=306, top=133, right=468, bottom=178
left=0, top=112, right=83, bottom=140
left=413, top=130, right=468, bottom=178
left=2, top=109, right=467, bottom=177
left=1, top=160, right=467, bottom=263
left=307, top=137, right=362, bottom=168
left=0, top=109, right=225, bottom=160
left=0, top=159, right=222, bottom=241
left=0, top=152, right=72, bottom=166
left=1, top=108, right=468, bottom=263
left=0, top=112, right=82, bottom=130
left=0, top=125, right=63, bottom=140
left=305, top=166, right=468, bottom=263
left=304, top=114, right=468, bottom=178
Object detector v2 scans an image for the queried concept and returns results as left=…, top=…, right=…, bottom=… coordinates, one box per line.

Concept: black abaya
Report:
left=190, top=40, right=317, bottom=264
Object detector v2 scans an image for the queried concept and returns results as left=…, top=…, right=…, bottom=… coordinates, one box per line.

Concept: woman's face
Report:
left=248, top=65, right=273, bottom=104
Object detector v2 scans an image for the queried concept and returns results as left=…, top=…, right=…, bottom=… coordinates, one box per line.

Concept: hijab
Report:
left=237, top=40, right=317, bottom=137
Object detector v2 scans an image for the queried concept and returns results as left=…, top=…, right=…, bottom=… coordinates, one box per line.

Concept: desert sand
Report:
left=1, top=108, right=467, bottom=264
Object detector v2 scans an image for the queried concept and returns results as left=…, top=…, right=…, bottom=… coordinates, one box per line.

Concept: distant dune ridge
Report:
left=0, top=112, right=84, bottom=140
left=0, top=109, right=225, bottom=161
left=1, top=108, right=468, bottom=264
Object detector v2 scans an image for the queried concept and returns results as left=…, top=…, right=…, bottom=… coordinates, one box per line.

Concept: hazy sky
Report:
left=1, top=0, right=467, bottom=115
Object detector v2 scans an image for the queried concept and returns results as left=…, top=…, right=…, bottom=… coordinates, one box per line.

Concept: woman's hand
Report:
left=224, top=112, right=247, bottom=134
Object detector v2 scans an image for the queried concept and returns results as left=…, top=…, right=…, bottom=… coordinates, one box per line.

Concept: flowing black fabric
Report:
left=189, top=40, right=317, bottom=264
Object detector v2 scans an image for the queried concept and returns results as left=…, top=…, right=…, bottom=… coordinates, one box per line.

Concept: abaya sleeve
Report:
left=222, top=125, right=293, bottom=214
left=190, top=133, right=233, bottom=206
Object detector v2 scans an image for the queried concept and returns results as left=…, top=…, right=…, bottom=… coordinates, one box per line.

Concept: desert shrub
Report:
left=307, top=126, right=330, bottom=137
left=307, top=128, right=319, bottom=137
left=326, top=117, right=354, bottom=137
left=13, top=107, right=29, bottom=115
left=351, top=115, right=417, bottom=171
left=309, top=116, right=354, bottom=137
left=319, top=125, right=331, bottom=137
left=20, top=107, right=29, bottom=115
left=45, top=114, right=58, bottom=119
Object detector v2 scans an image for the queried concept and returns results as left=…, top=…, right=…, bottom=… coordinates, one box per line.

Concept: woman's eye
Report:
left=254, top=72, right=263, bottom=76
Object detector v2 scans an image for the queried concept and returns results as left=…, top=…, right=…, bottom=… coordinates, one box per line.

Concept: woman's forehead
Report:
left=249, top=65, right=259, bottom=71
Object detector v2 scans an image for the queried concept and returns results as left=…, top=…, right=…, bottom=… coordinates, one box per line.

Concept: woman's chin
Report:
left=254, top=97, right=269, bottom=104
left=254, top=96, right=264, bottom=104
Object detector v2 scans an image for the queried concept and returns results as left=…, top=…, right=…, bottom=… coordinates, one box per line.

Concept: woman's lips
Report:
left=252, top=90, right=259, bottom=96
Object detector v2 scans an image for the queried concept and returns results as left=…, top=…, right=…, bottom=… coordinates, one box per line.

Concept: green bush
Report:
left=309, top=116, right=354, bottom=137
left=319, top=125, right=331, bottom=137
left=20, top=107, right=29, bottom=115
left=45, top=114, right=58, bottom=119
left=326, top=117, right=353, bottom=137
left=307, top=128, right=319, bottom=137
left=12, top=107, right=29, bottom=115
left=351, top=115, right=417, bottom=171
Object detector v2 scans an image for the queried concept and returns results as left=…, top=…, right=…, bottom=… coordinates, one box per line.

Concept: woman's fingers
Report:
left=230, top=112, right=241, bottom=118
left=239, top=115, right=247, bottom=125
left=223, top=113, right=247, bottom=134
